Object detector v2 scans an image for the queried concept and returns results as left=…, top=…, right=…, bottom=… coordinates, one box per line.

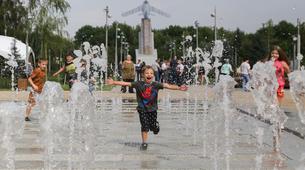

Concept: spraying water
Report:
left=0, top=102, right=25, bottom=169
left=213, top=75, right=237, bottom=170
left=68, top=82, right=97, bottom=169
left=288, top=68, right=305, bottom=169
left=5, top=56, right=18, bottom=91
left=250, top=61, right=287, bottom=152
left=73, top=41, right=108, bottom=92
left=38, top=81, right=67, bottom=169
left=288, top=70, right=305, bottom=124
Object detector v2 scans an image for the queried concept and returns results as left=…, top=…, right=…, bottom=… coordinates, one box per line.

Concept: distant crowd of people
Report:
left=118, top=45, right=291, bottom=98
left=118, top=55, right=206, bottom=93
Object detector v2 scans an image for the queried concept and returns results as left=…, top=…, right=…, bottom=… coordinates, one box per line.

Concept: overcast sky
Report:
left=65, top=0, right=304, bottom=38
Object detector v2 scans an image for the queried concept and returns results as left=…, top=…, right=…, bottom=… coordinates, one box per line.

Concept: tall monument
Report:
left=122, top=0, right=170, bottom=65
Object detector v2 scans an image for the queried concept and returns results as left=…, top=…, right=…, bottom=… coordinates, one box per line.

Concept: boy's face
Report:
left=38, top=61, right=48, bottom=71
left=66, top=55, right=73, bottom=62
left=143, top=68, right=154, bottom=83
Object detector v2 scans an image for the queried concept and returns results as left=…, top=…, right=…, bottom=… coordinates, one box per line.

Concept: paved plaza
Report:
left=0, top=86, right=305, bottom=169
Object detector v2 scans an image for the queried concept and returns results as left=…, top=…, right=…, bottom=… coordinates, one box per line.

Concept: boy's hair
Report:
left=38, top=59, right=48, bottom=64
left=80, top=59, right=87, bottom=65
left=141, top=65, right=154, bottom=74
left=66, top=51, right=77, bottom=59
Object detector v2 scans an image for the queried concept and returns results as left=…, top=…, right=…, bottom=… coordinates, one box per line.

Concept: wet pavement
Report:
left=0, top=86, right=305, bottom=169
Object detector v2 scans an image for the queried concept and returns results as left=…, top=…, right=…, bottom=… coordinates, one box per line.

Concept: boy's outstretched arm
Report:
left=52, top=67, right=65, bottom=76
left=106, top=78, right=132, bottom=87
left=163, top=83, right=188, bottom=91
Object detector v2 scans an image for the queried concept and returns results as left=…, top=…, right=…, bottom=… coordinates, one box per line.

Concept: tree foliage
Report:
left=0, top=0, right=73, bottom=76
left=0, top=0, right=27, bottom=38
left=74, top=19, right=305, bottom=69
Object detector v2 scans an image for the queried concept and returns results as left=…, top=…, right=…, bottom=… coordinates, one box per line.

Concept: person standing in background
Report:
left=220, top=59, right=233, bottom=75
left=135, top=59, right=142, bottom=81
left=240, top=58, right=251, bottom=92
left=160, top=60, right=168, bottom=83
left=121, top=55, right=135, bottom=93
left=152, top=59, right=160, bottom=82
left=176, top=59, right=184, bottom=86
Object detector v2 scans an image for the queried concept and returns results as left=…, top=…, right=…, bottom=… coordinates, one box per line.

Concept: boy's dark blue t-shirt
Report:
left=131, top=81, right=164, bottom=112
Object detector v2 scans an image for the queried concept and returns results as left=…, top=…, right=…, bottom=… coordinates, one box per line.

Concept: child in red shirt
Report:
left=24, top=59, right=48, bottom=121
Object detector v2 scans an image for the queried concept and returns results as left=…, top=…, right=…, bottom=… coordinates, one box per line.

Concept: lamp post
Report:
left=181, top=34, right=185, bottom=58
left=169, top=42, right=176, bottom=58
left=4, top=14, right=6, bottom=36
left=210, top=7, right=217, bottom=42
left=292, top=36, right=297, bottom=70
left=4, top=11, right=10, bottom=36
left=262, top=22, right=272, bottom=53
left=194, top=20, right=199, bottom=48
left=122, top=42, right=128, bottom=60
left=25, top=13, right=32, bottom=73
left=122, top=42, right=128, bottom=58
left=173, top=42, right=176, bottom=57
left=104, top=6, right=111, bottom=78
left=119, top=33, right=126, bottom=63
left=114, top=23, right=120, bottom=77
left=297, top=18, right=301, bottom=56
left=296, top=18, right=303, bottom=70
left=125, top=43, right=130, bottom=56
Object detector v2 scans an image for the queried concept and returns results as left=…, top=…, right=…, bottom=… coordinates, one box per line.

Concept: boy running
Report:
left=107, top=65, right=187, bottom=150
left=25, top=59, right=48, bottom=121
left=53, top=53, right=77, bottom=88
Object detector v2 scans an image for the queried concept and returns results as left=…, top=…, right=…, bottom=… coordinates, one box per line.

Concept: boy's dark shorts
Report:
left=138, top=110, right=159, bottom=133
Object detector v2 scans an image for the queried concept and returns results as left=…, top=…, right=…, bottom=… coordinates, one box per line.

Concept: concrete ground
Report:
left=0, top=86, right=305, bottom=169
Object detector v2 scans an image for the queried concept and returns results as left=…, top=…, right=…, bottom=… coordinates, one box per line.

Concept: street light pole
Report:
left=120, top=41, right=123, bottom=63
left=125, top=43, right=129, bottom=56
left=297, top=18, right=303, bottom=70
left=105, top=6, right=110, bottom=53
left=173, top=42, right=176, bottom=57
left=194, top=20, right=199, bottom=48
left=120, top=34, right=125, bottom=63
left=4, top=15, right=6, bottom=36
left=25, top=10, right=33, bottom=69
left=293, top=36, right=297, bottom=70
left=114, top=23, right=119, bottom=77
left=297, top=18, right=301, bottom=55
left=4, top=11, right=9, bottom=36
left=181, top=34, right=185, bottom=58
left=26, top=24, right=29, bottom=63
left=123, top=42, right=128, bottom=57
left=104, top=6, right=110, bottom=78
left=211, top=7, right=217, bottom=42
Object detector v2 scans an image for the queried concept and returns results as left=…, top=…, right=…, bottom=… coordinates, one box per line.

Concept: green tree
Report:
left=0, top=0, right=27, bottom=38
left=27, top=0, right=70, bottom=59
left=73, top=19, right=305, bottom=69
left=232, top=28, right=245, bottom=66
